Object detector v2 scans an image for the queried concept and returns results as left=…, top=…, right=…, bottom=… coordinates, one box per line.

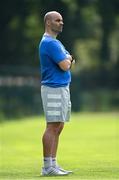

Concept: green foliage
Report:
left=0, top=86, right=42, bottom=120
left=0, top=113, right=119, bottom=179
left=0, top=0, right=119, bottom=68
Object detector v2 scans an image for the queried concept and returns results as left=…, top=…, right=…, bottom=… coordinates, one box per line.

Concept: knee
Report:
left=56, top=125, right=64, bottom=135
left=58, top=123, right=64, bottom=134
left=51, top=126, right=62, bottom=135
left=47, top=123, right=64, bottom=135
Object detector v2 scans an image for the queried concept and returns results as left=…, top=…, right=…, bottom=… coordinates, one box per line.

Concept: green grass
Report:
left=0, top=113, right=119, bottom=180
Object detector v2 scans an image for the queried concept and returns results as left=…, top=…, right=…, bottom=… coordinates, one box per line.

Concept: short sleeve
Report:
left=47, top=40, right=67, bottom=64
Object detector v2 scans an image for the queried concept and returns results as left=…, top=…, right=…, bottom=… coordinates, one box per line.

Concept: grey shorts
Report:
left=41, top=85, right=71, bottom=122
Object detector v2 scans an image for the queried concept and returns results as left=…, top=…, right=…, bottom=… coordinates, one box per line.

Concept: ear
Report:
left=47, top=20, right=51, bottom=26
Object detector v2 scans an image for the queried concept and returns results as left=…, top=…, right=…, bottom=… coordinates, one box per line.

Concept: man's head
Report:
left=44, top=11, right=64, bottom=35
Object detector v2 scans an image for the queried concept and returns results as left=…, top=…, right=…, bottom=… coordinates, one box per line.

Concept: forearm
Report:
left=58, top=54, right=75, bottom=71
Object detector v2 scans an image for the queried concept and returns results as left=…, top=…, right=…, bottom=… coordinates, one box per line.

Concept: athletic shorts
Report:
left=41, top=85, right=71, bottom=122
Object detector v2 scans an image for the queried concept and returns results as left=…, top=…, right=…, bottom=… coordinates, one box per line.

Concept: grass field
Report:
left=0, top=113, right=119, bottom=180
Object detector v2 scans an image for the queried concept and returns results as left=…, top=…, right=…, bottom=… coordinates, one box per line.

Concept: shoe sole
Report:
left=41, top=172, right=69, bottom=176
left=41, top=174, right=69, bottom=176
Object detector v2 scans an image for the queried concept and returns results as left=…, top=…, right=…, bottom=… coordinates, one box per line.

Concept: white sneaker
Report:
left=55, top=166, right=73, bottom=174
left=41, top=166, right=69, bottom=176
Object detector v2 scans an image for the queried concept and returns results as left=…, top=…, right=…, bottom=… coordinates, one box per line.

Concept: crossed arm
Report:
left=58, top=55, right=75, bottom=71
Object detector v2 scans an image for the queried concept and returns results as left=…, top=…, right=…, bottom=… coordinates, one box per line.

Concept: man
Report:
left=39, top=11, right=75, bottom=176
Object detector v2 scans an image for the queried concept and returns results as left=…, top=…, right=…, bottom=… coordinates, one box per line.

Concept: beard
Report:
left=52, top=25, right=63, bottom=34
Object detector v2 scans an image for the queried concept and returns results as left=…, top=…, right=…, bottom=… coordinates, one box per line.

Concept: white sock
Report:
left=44, top=157, right=52, bottom=168
left=52, top=157, right=57, bottom=167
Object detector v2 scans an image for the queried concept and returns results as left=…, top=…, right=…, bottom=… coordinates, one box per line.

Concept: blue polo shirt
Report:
left=39, top=35, right=71, bottom=87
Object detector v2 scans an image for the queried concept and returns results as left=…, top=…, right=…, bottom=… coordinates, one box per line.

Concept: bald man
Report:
left=39, top=11, right=75, bottom=176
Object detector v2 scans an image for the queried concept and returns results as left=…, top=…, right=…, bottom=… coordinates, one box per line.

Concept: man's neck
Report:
left=44, top=31, right=57, bottom=38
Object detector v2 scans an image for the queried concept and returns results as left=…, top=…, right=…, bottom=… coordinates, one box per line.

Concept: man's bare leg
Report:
left=42, top=122, right=64, bottom=158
